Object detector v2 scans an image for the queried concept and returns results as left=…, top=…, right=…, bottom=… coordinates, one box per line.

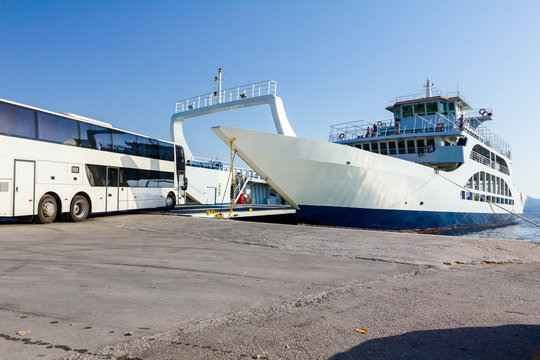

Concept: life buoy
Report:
left=436, top=122, right=444, bottom=130
left=377, top=121, right=383, bottom=127
left=339, top=133, right=345, bottom=140
left=479, top=108, right=488, bottom=116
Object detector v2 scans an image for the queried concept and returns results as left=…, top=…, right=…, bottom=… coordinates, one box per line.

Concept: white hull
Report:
left=213, top=126, right=524, bottom=230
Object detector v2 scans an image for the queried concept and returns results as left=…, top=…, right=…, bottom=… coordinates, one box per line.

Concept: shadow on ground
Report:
left=329, top=324, right=540, bottom=360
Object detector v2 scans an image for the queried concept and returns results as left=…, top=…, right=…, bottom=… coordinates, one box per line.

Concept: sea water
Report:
left=435, top=211, right=540, bottom=242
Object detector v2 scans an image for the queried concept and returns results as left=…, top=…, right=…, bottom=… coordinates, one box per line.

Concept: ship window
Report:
left=397, top=140, right=406, bottom=154
left=449, top=102, right=455, bottom=116
left=402, top=105, right=413, bottom=118
left=416, top=139, right=425, bottom=154
left=379, top=142, right=388, bottom=155
left=480, top=172, right=486, bottom=192
left=461, top=191, right=465, bottom=199
left=362, top=143, right=370, bottom=151
left=426, top=138, right=435, bottom=152
left=371, top=142, right=379, bottom=153
left=426, top=102, right=438, bottom=115
left=394, top=109, right=400, bottom=121
left=388, top=141, right=396, bottom=155
left=439, top=102, right=448, bottom=115
left=414, top=103, right=426, bottom=116
left=407, top=140, right=415, bottom=154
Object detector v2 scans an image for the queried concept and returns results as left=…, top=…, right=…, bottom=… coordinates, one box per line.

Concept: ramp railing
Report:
left=175, top=80, right=278, bottom=113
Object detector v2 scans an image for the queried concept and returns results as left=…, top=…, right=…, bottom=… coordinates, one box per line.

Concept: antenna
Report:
left=423, top=77, right=434, bottom=97
left=214, top=68, right=224, bottom=104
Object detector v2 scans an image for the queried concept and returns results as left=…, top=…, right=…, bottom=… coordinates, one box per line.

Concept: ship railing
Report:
left=329, top=114, right=459, bottom=141
left=329, top=113, right=511, bottom=159
left=466, top=108, right=494, bottom=118
left=464, top=116, right=511, bottom=159
left=470, top=150, right=510, bottom=175
left=387, top=89, right=469, bottom=107
left=175, top=80, right=277, bottom=113
left=187, top=156, right=262, bottom=180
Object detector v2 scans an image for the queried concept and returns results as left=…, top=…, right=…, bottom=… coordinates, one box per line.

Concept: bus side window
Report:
left=0, top=102, right=36, bottom=139
left=38, top=113, right=79, bottom=146
left=85, top=165, right=106, bottom=186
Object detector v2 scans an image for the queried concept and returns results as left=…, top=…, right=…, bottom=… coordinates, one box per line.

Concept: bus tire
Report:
left=37, top=194, right=57, bottom=224
left=166, top=193, right=176, bottom=210
left=70, top=195, right=89, bottom=222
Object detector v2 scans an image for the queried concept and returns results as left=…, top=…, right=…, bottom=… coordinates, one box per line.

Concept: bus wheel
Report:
left=37, top=194, right=57, bottom=224
left=166, top=193, right=176, bottom=210
left=70, top=195, right=89, bottom=222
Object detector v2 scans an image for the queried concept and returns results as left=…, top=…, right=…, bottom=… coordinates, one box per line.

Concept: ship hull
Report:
left=212, top=126, right=524, bottom=231
left=295, top=205, right=514, bottom=230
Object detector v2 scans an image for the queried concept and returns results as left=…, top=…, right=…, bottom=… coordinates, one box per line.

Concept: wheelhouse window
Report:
left=448, top=102, right=455, bottom=116
left=402, top=105, right=413, bottom=118
left=426, top=102, right=438, bottom=115
left=414, top=103, right=425, bottom=116
left=439, top=102, right=448, bottom=115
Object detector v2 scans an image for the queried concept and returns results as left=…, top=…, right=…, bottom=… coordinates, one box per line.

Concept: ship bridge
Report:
left=330, top=79, right=511, bottom=174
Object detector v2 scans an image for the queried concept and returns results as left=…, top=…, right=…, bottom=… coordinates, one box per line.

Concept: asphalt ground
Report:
left=0, top=214, right=538, bottom=360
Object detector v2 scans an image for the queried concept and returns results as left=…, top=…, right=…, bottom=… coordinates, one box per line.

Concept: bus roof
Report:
left=0, top=97, right=176, bottom=145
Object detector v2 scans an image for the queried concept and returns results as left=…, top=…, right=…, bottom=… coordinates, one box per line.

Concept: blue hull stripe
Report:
left=295, top=205, right=515, bottom=230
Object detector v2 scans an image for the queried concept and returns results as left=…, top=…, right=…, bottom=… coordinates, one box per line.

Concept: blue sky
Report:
left=1, top=0, right=539, bottom=197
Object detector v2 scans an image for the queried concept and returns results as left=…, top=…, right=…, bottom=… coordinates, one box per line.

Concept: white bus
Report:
left=0, top=98, right=187, bottom=224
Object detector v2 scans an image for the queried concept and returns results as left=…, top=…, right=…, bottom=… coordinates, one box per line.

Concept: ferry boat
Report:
left=212, top=79, right=526, bottom=230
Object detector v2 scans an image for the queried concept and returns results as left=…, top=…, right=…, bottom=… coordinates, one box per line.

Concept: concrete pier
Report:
left=0, top=214, right=538, bottom=359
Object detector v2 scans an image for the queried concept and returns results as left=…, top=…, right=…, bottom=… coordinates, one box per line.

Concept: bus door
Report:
left=13, top=160, right=35, bottom=216
left=175, top=145, right=187, bottom=200
left=106, top=167, right=119, bottom=212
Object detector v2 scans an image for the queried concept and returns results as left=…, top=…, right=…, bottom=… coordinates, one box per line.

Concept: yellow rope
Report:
left=226, top=137, right=237, bottom=220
